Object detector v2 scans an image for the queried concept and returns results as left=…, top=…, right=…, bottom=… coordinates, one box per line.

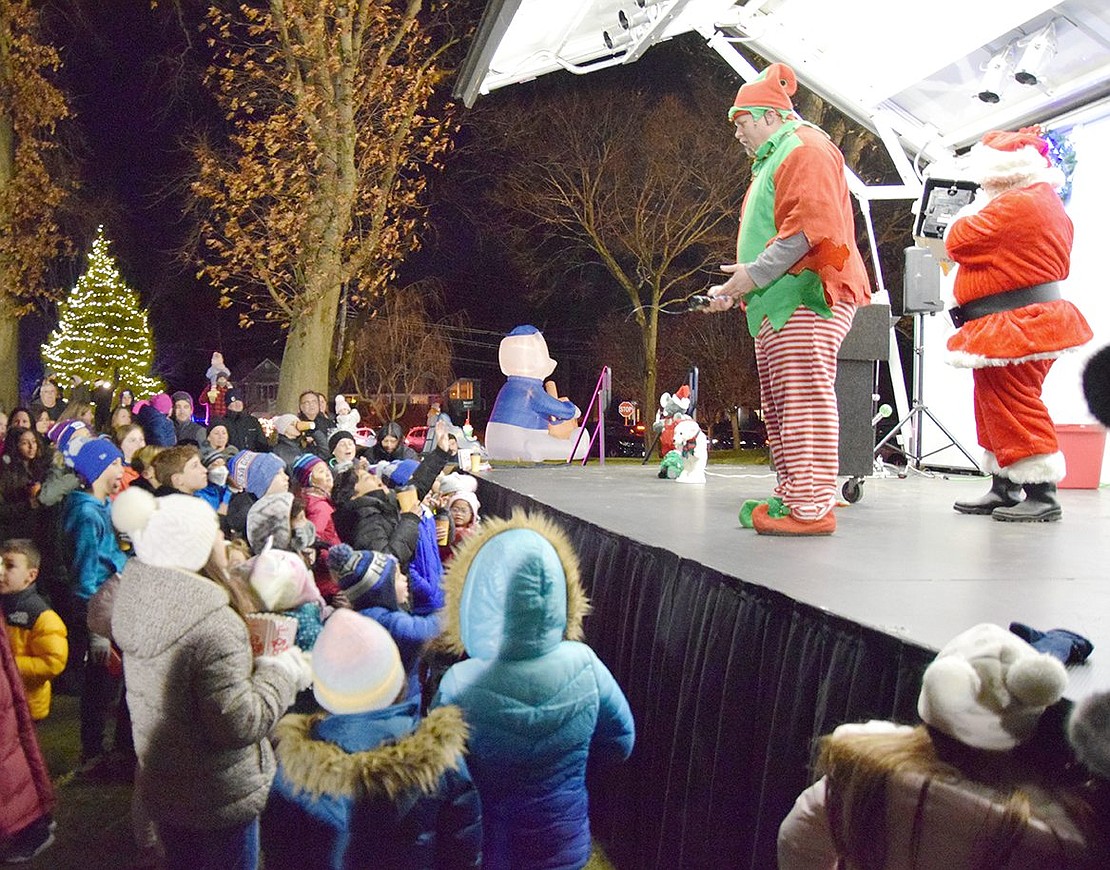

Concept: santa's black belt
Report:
left=948, top=281, right=1061, bottom=328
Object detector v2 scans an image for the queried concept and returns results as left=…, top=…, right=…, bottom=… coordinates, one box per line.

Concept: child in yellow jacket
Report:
left=0, top=539, right=68, bottom=720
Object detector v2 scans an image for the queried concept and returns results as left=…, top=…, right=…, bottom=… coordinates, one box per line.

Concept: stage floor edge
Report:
left=476, top=462, right=1110, bottom=698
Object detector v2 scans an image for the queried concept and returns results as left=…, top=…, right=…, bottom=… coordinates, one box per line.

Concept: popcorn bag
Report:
left=245, top=613, right=299, bottom=657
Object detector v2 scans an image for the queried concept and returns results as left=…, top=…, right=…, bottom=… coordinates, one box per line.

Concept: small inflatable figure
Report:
left=672, top=418, right=707, bottom=484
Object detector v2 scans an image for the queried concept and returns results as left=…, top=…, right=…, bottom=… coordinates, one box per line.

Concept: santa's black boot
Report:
left=953, top=474, right=1024, bottom=515
left=992, top=482, right=1062, bottom=523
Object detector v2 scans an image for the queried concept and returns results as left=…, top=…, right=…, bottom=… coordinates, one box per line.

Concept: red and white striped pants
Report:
left=754, top=302, right=856, bottom=520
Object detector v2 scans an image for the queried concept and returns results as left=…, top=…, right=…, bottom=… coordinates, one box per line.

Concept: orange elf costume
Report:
left=946, top=130, right=1091, bottom=522
left=727, top=64, right=870, bottom=535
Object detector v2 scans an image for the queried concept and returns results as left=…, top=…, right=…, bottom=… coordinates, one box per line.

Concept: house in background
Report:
left=238, top=359, right=281, bottom=416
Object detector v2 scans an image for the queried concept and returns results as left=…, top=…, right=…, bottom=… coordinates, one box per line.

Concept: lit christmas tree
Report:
left=41, top=226, right=163, bottom=398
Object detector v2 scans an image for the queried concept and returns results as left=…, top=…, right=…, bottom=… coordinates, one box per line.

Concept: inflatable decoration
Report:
left=485, top=326, right=589, bottom=461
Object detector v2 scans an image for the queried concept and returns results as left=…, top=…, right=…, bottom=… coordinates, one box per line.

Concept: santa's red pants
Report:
left=971, top=358, right=1058, bottom=469
left=755, top=302, right=855, bottom=520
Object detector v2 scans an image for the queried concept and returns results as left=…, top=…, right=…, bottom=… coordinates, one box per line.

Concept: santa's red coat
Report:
left=945, top=182, right=1091, bottom=367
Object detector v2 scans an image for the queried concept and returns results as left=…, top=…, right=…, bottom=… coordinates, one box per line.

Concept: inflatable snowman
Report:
left=485, top=325, right=590, bottom=462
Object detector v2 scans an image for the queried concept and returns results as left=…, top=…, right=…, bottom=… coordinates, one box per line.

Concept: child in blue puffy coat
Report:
left=430, top=509, right=635, bottom=870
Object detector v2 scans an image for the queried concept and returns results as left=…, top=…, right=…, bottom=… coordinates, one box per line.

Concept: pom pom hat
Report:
left=312, top=609, right=405, bottom=715
left=246, top=541, right=323, bottom=611
left=728, top=62, right=799, bottom=122
left=917, top=623, right=1068, bottom=751
left=112, top=486, right=218, bottom=572
left=327, top=543, right=399, bottom=611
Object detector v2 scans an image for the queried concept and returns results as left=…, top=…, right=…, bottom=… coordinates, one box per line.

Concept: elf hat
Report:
left=728, top=62, right=798, bottom=122
left=112, top=486, right=218, bottom=572
left=312, top=610, right=405, bottom=715
left=326, top=543, right=400, bottom=611
left=917, top=623, right=1068, bottom=751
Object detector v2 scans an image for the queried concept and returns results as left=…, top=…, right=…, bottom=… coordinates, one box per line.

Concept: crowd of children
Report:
left=0, top=369, right=634, bottom=869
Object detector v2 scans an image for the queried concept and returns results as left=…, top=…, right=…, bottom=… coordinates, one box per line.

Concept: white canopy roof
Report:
left=456, top=0, right=1110, bottom=188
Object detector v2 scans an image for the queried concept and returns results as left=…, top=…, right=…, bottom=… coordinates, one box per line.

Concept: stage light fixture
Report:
left=1013, top=22, right=1056, bottom=86
left=976, top=45, right=1013, bottom=104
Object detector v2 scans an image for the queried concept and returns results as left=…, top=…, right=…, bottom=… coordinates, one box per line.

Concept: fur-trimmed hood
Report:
left=272, top=705, right=468, bottom=801
left=437, top=508, right=590, bottom=660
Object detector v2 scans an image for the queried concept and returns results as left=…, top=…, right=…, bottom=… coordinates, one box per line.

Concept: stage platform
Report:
left=473, top=461, right=1110, bottom=869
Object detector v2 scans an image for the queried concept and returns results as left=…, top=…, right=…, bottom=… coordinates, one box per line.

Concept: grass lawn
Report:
left=28, top=693, right=620, bottom=869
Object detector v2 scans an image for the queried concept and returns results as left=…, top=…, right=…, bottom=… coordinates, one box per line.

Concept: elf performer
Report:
left=946, top=129, right=1091, bottom=522
left=707, top=62, right=870, bottom=536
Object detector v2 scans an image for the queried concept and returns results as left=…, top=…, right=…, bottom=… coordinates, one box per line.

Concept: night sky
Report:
left=25, top=4, right=716, bottom=408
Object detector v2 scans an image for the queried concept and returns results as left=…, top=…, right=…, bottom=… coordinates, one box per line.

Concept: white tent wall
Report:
left=917, top=111, right=1110, bottom=479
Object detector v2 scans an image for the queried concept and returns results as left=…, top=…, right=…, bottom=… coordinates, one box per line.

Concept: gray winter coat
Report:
left=112, top=560, right=299, bottom=829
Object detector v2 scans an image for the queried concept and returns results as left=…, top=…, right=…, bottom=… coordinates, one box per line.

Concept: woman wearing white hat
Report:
left=110, top=488, right=311, bottom=870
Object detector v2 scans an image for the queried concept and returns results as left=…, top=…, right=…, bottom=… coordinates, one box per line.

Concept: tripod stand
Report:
left=873, top=311, right=981, bottom=472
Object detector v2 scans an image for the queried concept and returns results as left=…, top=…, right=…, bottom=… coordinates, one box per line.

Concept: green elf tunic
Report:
left=738, top=120, right=870, bottom=337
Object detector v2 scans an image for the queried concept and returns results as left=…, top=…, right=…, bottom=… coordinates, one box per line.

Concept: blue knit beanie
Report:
left=245, top=452, right=287, bottom=498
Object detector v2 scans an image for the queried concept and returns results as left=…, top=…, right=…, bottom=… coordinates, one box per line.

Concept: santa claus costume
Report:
left=945, top=129, right=1092, bottom=521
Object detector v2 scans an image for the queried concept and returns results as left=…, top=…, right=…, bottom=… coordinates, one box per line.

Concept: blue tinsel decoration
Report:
left=1044, top=127, right=1077, bottom=204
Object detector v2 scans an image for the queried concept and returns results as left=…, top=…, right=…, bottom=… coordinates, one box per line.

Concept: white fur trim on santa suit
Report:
left=988, top=450, right=1066, bottom=484
left=945, top=345, right=1081, bottom=370
left=966, top=140, right=1064, bottom=191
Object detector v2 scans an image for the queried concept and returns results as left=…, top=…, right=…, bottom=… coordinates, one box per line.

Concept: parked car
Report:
left=603, top=420, right=646, bottom=458
left=709, top=420, right=767, bottom=450
left=404, top=425, right=428, bottom=452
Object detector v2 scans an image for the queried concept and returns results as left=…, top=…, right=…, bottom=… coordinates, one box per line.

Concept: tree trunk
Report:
left=641, top=304, right=659, bottom=435
left=276, top=284, right=341, bottom=411
left=0, top=307, right=19, bottom=410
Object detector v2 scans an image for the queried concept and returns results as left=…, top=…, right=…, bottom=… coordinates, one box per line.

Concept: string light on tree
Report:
left=41, top=226, right=163, bottom=398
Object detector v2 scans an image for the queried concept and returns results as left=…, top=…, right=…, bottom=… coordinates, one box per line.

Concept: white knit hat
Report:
left=311, top=610, right=405, bottom=715
left=918, top=623, right=1068, bottom=751
left=112, top=487, right=219, bottom=572
left=439, top=472, right=478, bottom=496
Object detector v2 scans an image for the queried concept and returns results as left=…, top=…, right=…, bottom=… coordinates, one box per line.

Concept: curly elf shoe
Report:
left=739, top=497, right=784, bottom=529
left=751, top=502, right=836, bottom=536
